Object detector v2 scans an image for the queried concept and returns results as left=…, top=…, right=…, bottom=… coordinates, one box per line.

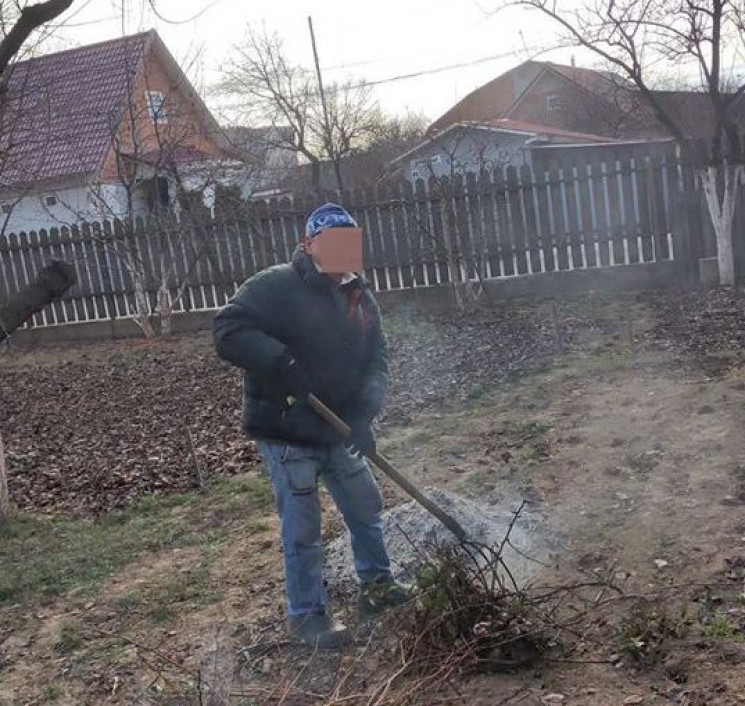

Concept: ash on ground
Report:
left=325, top=487, right=548, bottom=590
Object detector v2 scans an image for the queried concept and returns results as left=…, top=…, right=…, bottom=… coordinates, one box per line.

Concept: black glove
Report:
left=276, top=353, right=311, bottom=402
left=347, top=418, right=376, bottom=458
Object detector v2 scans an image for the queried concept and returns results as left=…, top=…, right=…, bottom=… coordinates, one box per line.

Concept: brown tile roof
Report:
left=0, top=32, right=152, bottom=189
left=427, top=62, right=544, bottom=135
left=481, top=118, right=616, bottom=143
left=429, top=61, right=633, bottom=137
left=547, top=62, right=630, bottom=95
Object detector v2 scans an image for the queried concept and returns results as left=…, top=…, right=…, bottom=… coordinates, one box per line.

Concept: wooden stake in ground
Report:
left=0, top=432, right=12, bottom=521
left=186, top=428, right=204, bottom=490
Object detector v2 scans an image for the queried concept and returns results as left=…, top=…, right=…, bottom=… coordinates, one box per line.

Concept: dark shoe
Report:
left=288, top=612, right=352, bottom=649
left=357, top=577, right=412, bottom=616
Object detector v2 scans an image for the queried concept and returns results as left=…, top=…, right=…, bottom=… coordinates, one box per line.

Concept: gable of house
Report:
left=427, top=61, right=545, bottom=135
left=428, top=61, right=634, bottom=139
left=505, top=65, right=638, bottom=139
left=100, top=32, right=227, bottom=181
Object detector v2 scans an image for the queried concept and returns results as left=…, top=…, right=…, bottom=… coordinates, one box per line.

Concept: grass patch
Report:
left=144, top=552, right=223, bottom=624
left=43, top=682, right=63, bottom=702
left=55, top=621, right=85, bottom=654
left=616, top=602, right=689, bottom=666
left=703, top=614, right=742, bottom=640
left=509, top=420, right=552, bottom=441
left=114, top=593, right=143, bottom=614
left=0, top=473, right=272, bottom=606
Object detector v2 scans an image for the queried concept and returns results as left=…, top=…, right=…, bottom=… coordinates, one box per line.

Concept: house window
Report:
left=145, top=90, right=167, bottom=123
left=1, top=204, right=11, bottom=214
left=546, top=94, right=565, bottom=113
left=45, top=195, right=58, bottom=206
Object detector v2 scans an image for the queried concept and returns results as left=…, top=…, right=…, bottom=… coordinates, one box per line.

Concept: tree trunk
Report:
left=0, top=261, right=75, bottom=341
left=700, top=164, right=743, bottom=286
left=440, top=199, right=480, bottom=312
left=0, top=432, right=12, bottom=522
left=132, top=270, right=155, bottom=338
left=310, top=159, right=321, bottom=197
left=0, top=0, right=74, bottom=81
left=332, top=157, right=344, bottom=192
left=157, top=280, right=173, bottom=336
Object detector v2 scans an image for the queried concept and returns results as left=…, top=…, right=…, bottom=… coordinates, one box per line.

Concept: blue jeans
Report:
left=257, top=440, right=392, bottom=617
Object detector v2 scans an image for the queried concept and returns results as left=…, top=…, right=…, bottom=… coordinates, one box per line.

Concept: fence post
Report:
left=671, top=159, right=703, bottom=281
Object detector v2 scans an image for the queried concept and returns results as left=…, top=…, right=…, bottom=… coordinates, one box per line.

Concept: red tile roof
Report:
left=0, top=32, right=152, bottom=189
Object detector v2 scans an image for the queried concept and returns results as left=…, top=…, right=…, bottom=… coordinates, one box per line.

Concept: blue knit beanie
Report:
left=305, top=203, right=357, bottom=238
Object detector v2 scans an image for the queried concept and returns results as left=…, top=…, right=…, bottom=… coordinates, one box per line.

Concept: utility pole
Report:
left=307, top=15, right=344, bottom=193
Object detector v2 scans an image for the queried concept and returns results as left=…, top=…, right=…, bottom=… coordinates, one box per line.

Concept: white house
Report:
left=391, top=118, right=612, bottom=182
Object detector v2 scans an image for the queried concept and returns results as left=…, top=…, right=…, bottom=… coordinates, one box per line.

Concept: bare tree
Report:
left=503, top=0, right=745, bottom=285
left=219, top=28, right=382, bottom=193
left=84, top=72, right=237, bottom=338
left=403, top=128, right=510, bottom=311
left=0, top=0, right=74, bottom=82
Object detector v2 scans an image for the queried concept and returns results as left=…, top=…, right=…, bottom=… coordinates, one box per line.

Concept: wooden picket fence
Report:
left=0, top=154, right=705, bottom=330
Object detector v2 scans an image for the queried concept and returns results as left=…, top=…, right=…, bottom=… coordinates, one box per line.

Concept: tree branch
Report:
left=0, top=0, right=74, bottom=79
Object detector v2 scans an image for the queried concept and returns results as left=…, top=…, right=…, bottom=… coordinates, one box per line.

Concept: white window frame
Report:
left=546, top=94, right=564, bottom=113
left=145, top=90, right=168, bottom=124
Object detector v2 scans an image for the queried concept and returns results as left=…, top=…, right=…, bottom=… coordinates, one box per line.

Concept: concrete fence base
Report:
left=7, top=261, right=683, bottom=347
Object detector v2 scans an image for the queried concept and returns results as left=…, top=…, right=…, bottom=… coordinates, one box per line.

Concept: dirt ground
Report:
left=2, top=290, right=745, bottom=705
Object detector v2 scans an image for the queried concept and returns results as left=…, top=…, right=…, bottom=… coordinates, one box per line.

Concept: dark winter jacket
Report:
left=213, top=249, right=388, bottom=446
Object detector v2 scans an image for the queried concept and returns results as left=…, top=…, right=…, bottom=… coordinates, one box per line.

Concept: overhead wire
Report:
left=216, top=44, right=548, bottom=113
left=358, top=45, right=548, bottom=88
left=145, top=0, right=224, bottom=26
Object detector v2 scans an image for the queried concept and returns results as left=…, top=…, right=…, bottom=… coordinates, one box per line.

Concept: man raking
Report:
left=213, top=203, right=409, bottom=649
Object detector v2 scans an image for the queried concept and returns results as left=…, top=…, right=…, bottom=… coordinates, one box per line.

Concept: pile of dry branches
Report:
left=397, top=542, right=553, bottom=677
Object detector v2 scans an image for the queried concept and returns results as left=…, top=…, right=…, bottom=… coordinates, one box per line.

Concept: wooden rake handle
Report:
left=306, top=393, right=469, bottom=542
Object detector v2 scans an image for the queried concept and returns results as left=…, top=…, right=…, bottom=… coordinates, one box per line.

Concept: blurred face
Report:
left=304, top=227, right=363, bottom=276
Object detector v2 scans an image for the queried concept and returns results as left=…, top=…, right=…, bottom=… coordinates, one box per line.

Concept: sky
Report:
left=45, top=0, right=588, bottom=124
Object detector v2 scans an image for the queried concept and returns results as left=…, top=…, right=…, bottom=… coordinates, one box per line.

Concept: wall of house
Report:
left=403, top=129, right=532, bottom=182
left=508, top=72, right=623, bottom=139
left=100, top=45, right=224, bottom=181
left=0, top=181, right=154, bottom=232
left=0, top=183, right=92, bottom=232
